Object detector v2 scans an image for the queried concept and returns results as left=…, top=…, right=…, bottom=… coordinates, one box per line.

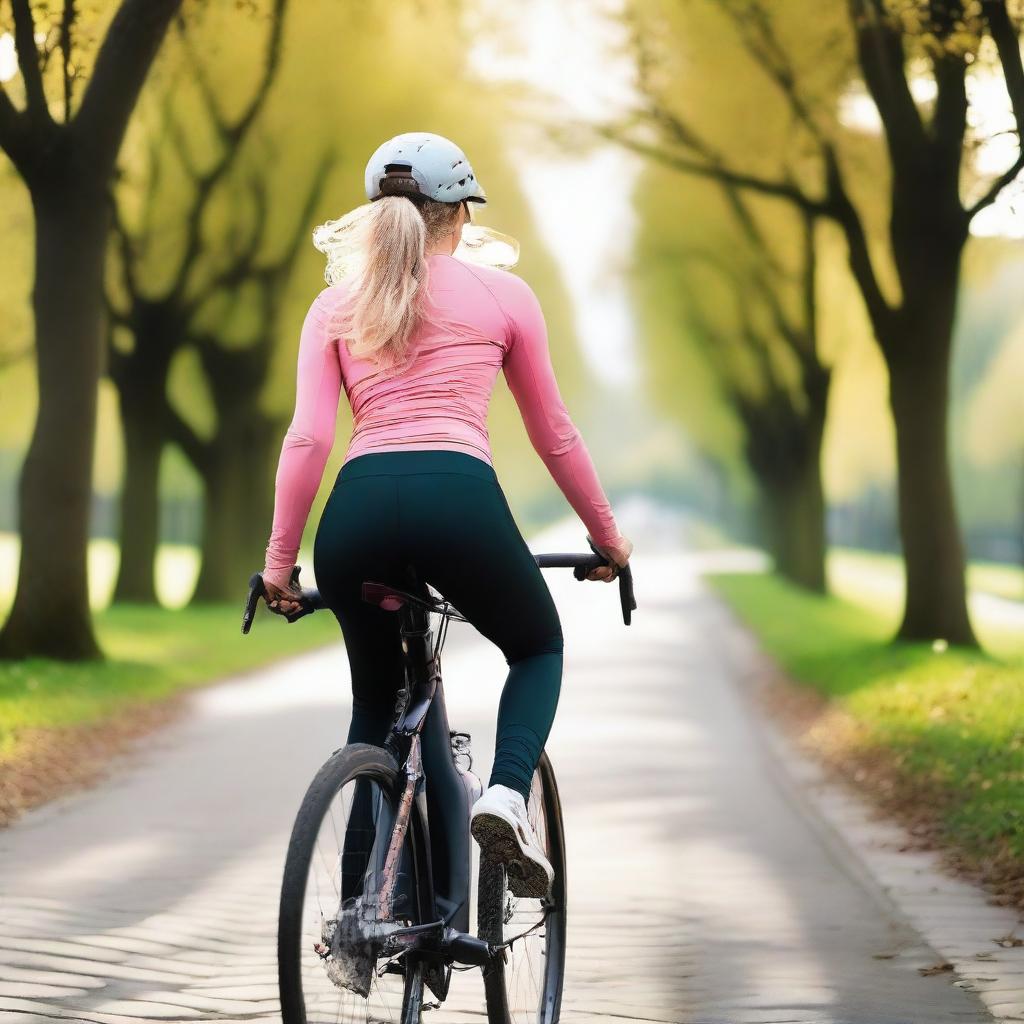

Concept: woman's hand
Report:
left=585, top=535, right=633, bottom=583
left=263, top=575, right=304, bottom=616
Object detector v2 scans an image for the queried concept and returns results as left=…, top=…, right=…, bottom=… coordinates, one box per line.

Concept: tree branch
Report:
left=717, top=0, right=829, bottom=147
left=596, top=124, right=824, bottom=211
left=969, top=1, right=1024, bottom=219
left=798, top=207, right=819, bottom=361
left=11, top=0, right=51, bottom=122
left=984, top=0, right=1024, bottom=133
left=165, top=405, right=210, bottom=471
left=107, top=185, right=141, bottom=302
left=163, top=0, right=287, bottom=301
left=0, top=83, right=26, bottom=158
left=75, top=0, right=184, bottom=170
left=930, top=50, right=967, bottom=191
left=847, top=0, right=926, bottom=171
left=60, top=0, right=76, bottom=123
left=821, top=145, right=894, bottom=337
left=178, top=0, right=285, bottom=157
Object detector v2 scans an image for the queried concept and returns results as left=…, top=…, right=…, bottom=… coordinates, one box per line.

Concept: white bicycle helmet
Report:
left=364, top=132, right=487, bottom=205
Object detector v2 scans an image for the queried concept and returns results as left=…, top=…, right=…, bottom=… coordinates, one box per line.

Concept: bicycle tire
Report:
left=278, top=743, right=428, bottom=1024
left=476, top=752, right=567, bottom=1024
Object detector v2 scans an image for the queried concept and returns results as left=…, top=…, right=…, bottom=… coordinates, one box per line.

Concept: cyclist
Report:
left=261, top=132, right=632, bottom=898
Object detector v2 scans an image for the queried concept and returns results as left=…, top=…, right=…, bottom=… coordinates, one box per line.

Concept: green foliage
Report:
left=713, top=570, right=1024, bottom=863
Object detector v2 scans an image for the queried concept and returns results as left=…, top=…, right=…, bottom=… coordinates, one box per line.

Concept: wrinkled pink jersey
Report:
left=263, top=253, right=624, bottom=588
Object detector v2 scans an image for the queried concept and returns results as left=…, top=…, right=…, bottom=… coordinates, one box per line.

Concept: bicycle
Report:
left=242, top=546, right=636, bottom=1024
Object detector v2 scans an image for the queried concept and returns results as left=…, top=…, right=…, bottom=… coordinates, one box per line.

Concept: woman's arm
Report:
left=499, top=276, right=629, bottom=565
left=263, top=292, right=342, bottom=591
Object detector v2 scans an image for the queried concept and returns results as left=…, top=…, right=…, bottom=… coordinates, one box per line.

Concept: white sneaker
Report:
left=470, top=784, right=554, bottom=899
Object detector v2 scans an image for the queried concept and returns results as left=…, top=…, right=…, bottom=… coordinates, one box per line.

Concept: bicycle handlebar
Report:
left=242, top=543, right=636, bottom=634
left=534, top=549, right=636, bottom=626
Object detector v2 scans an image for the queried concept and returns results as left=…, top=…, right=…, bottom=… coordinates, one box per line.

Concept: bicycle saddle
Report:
left=362, top=581, right=465, bottom=619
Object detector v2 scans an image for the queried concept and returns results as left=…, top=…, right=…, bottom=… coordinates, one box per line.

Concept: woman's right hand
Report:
left=586, top=535, right=633, bottom=582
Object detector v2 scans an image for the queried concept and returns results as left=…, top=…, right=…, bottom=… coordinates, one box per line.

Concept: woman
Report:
left=262, top=131, right=632, bottom=899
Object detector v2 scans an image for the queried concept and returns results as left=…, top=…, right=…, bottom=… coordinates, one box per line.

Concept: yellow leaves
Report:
left=883, top=0, right=982, bottom=59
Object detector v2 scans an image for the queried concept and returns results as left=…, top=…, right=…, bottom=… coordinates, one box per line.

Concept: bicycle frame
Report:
left=373, top=588, right=479, bottom=941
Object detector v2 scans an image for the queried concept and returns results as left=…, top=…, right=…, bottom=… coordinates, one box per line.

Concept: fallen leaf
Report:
left=919, top=962, right=954, bottom=976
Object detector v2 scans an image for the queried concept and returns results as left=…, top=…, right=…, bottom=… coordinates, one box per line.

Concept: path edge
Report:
left=712, top=597, right=1024, bottom=1024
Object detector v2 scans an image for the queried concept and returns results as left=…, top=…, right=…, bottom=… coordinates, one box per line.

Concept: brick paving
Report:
left=0, top=524, right=994, bottom=1022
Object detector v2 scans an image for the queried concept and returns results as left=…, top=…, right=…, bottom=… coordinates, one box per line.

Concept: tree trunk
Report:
left=190, top=415, right=277, bottom=603
left=885, top=312, right=975, bottom=646
left=113, top=399, right=163, bottom=604
left=756, top=412, right=827, bottom=594
left=111, top=335, right=178, bottom=605
left=0, top=185, right=107, bottom=660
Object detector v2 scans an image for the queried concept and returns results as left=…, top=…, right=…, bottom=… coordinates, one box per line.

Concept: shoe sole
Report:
left=471, top=812, right=552, bottom=899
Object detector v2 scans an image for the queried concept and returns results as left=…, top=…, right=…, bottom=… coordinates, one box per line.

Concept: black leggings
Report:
left=312, top=450, right=563, bottom=800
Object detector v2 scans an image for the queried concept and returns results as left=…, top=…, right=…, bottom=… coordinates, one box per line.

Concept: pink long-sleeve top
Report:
left=263, top=252, right=624, bottom=589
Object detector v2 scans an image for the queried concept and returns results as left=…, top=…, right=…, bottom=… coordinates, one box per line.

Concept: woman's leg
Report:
left=400, top=464, right=564, bottom=802
left=313, top=472, right=408, bottom=747
left=315, top=450, right=565, bottom=798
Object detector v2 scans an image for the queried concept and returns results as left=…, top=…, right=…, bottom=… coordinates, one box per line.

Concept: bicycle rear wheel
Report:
left=476, top=752, right=567, bottom=1024
left=278, top=743, right=428, bottom=1024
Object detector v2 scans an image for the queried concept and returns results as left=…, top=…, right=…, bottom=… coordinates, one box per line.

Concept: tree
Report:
left=674, top=205, right=831, bottom=590
left=106, top=0, right=286, bottom=603
left=0, top=0, right=184, bottom=659
left=612, top=0, right=1024, bottom=646
left=165, top=151, right=334, bottom=602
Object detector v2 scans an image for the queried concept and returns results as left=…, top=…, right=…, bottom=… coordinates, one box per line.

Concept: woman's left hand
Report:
left=263, top=576, right=304, bottom=616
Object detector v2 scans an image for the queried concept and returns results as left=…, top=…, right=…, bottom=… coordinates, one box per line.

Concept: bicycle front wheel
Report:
left=476, top=752, right=567, bottom=1024
left=278, top=743, right=428, bottom=1024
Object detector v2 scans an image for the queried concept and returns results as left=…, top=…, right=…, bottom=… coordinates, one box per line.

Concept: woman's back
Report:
left=321, top=253, right=573, bottom=469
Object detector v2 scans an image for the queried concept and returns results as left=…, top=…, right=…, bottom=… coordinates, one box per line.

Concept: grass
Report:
left=1, top=533, right=338, bottom=764
left=830, top=546, right=1024, bottom=604
left=827, top=548, right=1023, bottom=658
left=712, top=571, right=1024, bottom=876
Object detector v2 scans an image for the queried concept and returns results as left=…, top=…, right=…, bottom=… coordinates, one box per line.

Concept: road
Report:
left=0, top=514, right=992, bottom=1023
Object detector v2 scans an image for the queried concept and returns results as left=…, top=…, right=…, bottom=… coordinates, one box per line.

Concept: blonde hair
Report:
left=313, top=196, right=464, bottom=371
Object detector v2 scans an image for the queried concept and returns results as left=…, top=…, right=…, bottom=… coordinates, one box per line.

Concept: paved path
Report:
left=0, top=517, right=992, bottom=1023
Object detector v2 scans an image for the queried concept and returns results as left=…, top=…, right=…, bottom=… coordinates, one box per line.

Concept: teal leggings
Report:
left=313, top=451, right=563, bottom=800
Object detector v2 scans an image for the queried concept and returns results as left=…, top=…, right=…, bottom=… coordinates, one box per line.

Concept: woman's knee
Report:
left=505, top=626, right=563, bottom=666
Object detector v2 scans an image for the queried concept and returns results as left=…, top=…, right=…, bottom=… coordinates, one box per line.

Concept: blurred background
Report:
left=1, top=0, right=1024, bottom=957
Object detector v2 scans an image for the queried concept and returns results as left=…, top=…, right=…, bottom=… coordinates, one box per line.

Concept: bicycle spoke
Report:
left=479, top=757, right=566, bottom=1024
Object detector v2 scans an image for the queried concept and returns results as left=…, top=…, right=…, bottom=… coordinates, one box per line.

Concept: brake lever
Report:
left=242, top=572, right=264, bottom=634
left=585, top=538, right=637, bottom=626
left=241, top=566, right=317, bottom=635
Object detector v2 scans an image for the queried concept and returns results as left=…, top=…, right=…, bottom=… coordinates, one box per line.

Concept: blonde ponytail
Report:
left=314, top=196, right=464, bottom=371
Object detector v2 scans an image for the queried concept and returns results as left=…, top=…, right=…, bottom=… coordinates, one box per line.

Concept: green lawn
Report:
left=0, top=602, right=339, bottom=763
left=1, top=533, right=340, bottom=763
left=830, top=547, right=1024, bottom=603
left=712, top=572, right=1024, bottom=874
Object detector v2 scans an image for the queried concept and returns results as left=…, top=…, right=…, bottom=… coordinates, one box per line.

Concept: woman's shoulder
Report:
left=449, top=259, right=538, bottom=313
left=309, top=279, right=353, bottom=320
left=317, top=279, right=353, bottom=304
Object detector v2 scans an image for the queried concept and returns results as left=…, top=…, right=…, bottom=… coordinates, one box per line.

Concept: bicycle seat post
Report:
left=394, top=602, right=439, bottom=737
